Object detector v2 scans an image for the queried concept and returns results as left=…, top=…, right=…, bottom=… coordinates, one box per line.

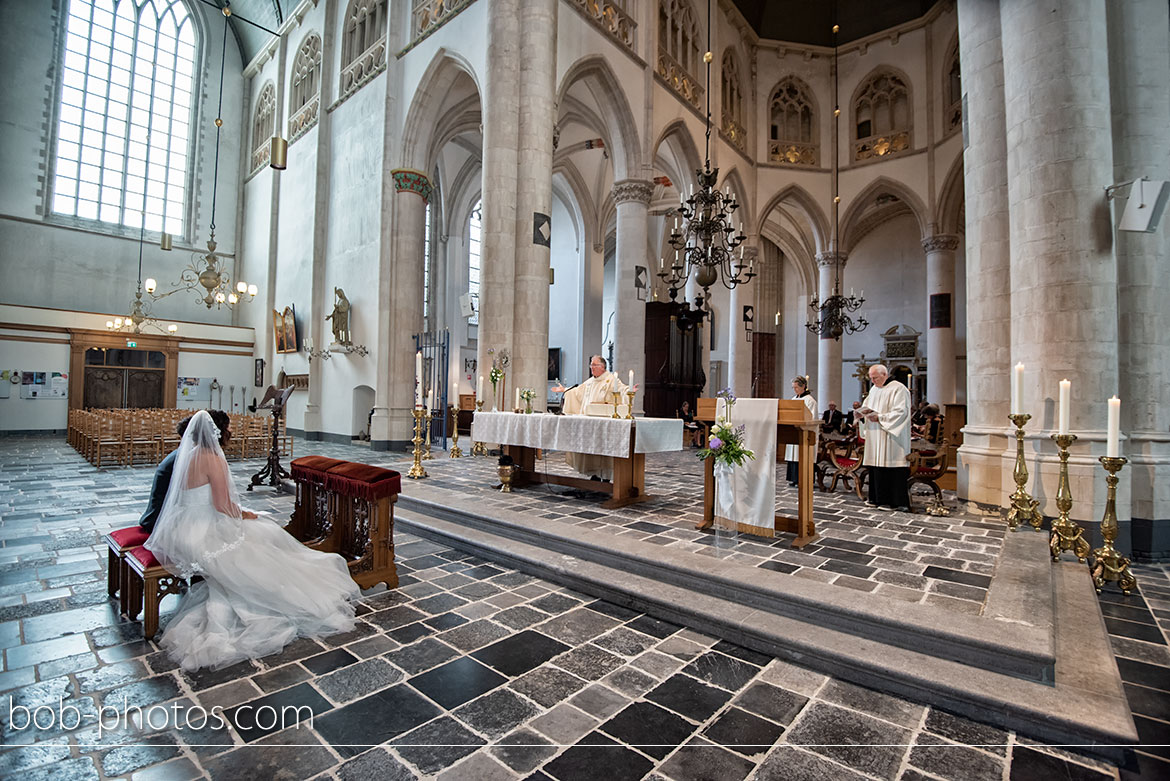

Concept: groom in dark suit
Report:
left=139, top=411, right=237, bottom=532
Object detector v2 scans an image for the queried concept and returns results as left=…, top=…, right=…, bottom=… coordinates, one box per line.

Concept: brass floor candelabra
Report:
left=1006, top=413, right=1040, bottom=531
left=470, top=400, right=488, bottom=456
left=611, top=391, right=621, bottom=418
left=449, top=405, right=463, bottom=458
left=406, top=407, right=428, bottom=479
left=422, top=408, right=434, bottom=460
left=1091, top=456, right=1137, bottom=594
left=1049, top=433, right=1090, bottom=562
left=626, top=390, right=635, bottom=420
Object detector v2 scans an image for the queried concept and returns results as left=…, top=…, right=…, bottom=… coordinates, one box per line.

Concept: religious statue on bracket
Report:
left=326, top=288, right=352, bottom=346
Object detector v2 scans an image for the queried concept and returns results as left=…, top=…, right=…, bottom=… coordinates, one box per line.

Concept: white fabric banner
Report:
left=713, top=398, right=778, bottom=535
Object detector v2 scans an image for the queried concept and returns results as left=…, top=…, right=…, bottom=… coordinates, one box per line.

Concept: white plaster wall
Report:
left=174, top=352, right=255, bottom=413
left=0, top=0, right=244, bottom=324
left=0, top=340, right=71, bottom=431
left=549, top=193, right=583, bottom=386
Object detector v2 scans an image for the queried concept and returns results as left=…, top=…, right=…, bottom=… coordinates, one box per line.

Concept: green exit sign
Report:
left=126, top=340, right=137, bottom=347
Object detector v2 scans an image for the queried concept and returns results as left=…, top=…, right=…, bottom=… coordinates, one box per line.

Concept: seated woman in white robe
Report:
left=552, top=355, right=628, bottom=480
left=145, top=411, right=359, bottom=671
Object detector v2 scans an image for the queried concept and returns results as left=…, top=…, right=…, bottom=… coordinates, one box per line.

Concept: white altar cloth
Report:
left=471, top=412, right=682, bottom=458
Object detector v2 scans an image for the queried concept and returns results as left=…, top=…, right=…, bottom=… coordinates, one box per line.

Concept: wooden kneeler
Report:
left=123, top=546, right=186, bottom=639
left=105, top=526, right=150, bottom=601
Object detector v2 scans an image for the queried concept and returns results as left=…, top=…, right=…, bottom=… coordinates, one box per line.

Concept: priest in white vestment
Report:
left=784, top=377, right=817, bottom=485
left=860, top=364, right=912, bottom=509
left=553, top=355, right=629, bottom=479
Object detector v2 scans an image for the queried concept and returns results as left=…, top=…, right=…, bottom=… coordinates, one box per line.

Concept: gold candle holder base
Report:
left=1006, top=413, right=1039, bottom=531
left=422, top=408, right=434, bottom=460
left=1049, top=433, right=1089, bottom=562
left=1091, top=456, right=1137, bottom=594
left=625, top=390, right=635, bottom=420
left=449, top=406, right=463, bottom=458
left=611, top=391, right=621, bottom=418
left=471, top=400, right=488, bottom=456
left=406, top=407, right=428, bottom=479
left=498, top=464, right=515, bottom=492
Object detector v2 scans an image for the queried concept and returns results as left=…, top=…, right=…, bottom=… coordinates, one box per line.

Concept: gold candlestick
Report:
left=1091, top=456, right=1137, bottom=594
left=1006, top=413, right=1039, bottom=531
left=1049, top=433, right=1089, bottom=562
left=611, top=391, right=621, bottom=418
left=498, top=463, right=515, bottom=492
left=448, top=405, right=463, bottom=458
left=470, top=400, right=488, bottom=456
left=422, top=408, right=434, bottom=460
left=625, top=390, right=635, bottom=420
left=406, top=407, right=428, bottom=479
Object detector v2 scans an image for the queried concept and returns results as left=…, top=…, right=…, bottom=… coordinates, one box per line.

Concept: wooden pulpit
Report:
left=694, top=398, right=820, bottom=548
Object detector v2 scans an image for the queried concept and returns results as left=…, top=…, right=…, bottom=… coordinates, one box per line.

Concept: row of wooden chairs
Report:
left=68, top=409, right=292, bottom=468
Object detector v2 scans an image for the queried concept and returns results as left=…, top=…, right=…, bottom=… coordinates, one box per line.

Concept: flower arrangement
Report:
left=697, top=388, right=755, bottom=467
left=518, top=388, right=537, bottom=402
left=487, top=348, right=510, bottom=389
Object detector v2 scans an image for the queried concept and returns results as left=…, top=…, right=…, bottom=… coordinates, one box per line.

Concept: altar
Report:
left=471, top=412, right=683, bottom=508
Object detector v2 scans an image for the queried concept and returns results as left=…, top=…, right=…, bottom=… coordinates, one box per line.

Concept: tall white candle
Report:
left=1012, top=363, right=1024, bottom=414
left=477, top=375, right=483, bottom=403
left=415, top=352, right=423, bottom=407
left=1058, top=379, right=1070, bottom=435
left=628, top=370, right=634, bottom=388
left=514, top=387, right=521, bottom=410
left=427, top=389, right=434, bottom=412
left=1107, top=396, right=1121, bottom=457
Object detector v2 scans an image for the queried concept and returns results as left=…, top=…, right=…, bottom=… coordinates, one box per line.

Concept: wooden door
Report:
left=751, top=333, right=776, bottom=398
left=84, top=368, right=124, bottom=409
left=127, top=370, right=164, bottom=408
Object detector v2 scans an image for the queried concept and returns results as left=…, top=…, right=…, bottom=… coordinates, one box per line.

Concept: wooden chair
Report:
left=126, top=415, right=160, bottom=465
left=826, top=437, right=867, bottom=499
left=908, top=439, right=950, bottom=515
left=94, top=416, right=127, bottom=468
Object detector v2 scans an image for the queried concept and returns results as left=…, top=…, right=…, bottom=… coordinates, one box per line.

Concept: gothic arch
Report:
left=719, top=166, right=752, bottom=235
left=652, top=119, right=703, bottom=190
left=756, top=184, right=830, bottom=255
left=839, top=176, right=929, bottom=253
left=850, top=65, right=914, bottom=161
left=552, top=159, right=599, bottom=254
left=400, top=49, right=483, bottom=174
left=557, top=55, right=642, bottom=181
left=935, top=154, right=965, bottom=236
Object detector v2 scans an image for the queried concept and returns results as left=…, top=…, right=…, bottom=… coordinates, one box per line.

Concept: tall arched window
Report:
left=945, top=39, right=961, bottom=133
left=467, top=200, right=482, bottom=327
left=250, top=83, right=275, bottom=174
left=340, top=0, right=387, bottom=100
left=657, top=0, right=702, bottom=108
left=721, top=50, right=746, bottom=151
left=853, top=69, right=912, bottom=161
left=51, top=0, right=198, bottom=236
left=769, top=76, right=817, bottom=166
left=289, top=32, right=321, bottom=142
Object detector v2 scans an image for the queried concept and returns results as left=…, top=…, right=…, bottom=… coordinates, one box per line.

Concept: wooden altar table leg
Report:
left=631, top=453, right=646, bottom=498
left=603, top=456, right=634, bottom=509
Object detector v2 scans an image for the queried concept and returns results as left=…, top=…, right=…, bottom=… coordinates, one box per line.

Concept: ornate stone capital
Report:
left=815, top=251, right=848, bottom=267
left=391, top=168, right=433, bottom=203
left=612, top=179, right=654, bottom=205
left=922, top=234, right=961, bottom=253
left=741, top=246, right=759, bottom=263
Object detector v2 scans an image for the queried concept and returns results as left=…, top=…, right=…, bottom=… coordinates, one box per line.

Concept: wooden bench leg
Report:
left=143, top=576, right=160, bottom=639
left=107, top=549, right=119, bottom=599
left=124, top=565, right=143, bottom=621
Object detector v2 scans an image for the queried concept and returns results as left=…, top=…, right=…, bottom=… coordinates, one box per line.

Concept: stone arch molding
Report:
left=557, top=55, right=641, bottom=181
left=719, top=167, right=752, bottom=234
left=756, top=184, right=830, bottom=256
left=653, top=119, right=703, bottom=195
left=839, top=176, right=929, bottom=253
left=935, top=154, right=965, bottom=236
left=400, top=49, right=483, bottom=174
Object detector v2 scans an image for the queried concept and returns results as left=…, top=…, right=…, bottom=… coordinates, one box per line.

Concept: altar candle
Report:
left=415, top=351, right=423, bottom=407
left=477, top=375, right=483, bottom=403
left=515, top=387, right=520, bottom=410
left=427, top=389, right=434, bottom=412
left=1011, top=363, right=1024, bottom=414
left=628, top=370, right=634, bottom=389
left=1058, top=379, right=1070, bottom=435
left=1107, top=396, right=1121, bottom=457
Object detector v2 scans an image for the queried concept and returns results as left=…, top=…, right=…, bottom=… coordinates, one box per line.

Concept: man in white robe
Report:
left=553, top=355, right=629, bottom=479
left=860, top=364, right=912, bottom=509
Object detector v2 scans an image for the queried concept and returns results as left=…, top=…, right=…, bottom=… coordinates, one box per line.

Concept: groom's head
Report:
left=208, top=410, right=231, bottom=446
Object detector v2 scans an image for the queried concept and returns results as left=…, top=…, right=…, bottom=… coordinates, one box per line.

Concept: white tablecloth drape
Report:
left=713, top=398, right=778, bottom=535
left=471, top=412, right=682, bottom=458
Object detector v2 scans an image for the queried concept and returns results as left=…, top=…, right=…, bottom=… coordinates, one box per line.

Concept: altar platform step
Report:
left=394, top=492, right=1137, bottom=759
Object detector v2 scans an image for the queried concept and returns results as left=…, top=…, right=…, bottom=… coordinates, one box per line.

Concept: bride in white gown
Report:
left=145, top=410, right=360, bottom=671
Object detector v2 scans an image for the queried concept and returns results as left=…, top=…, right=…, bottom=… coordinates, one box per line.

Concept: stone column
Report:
left=727, top=245, right=757, bottom=396
left=476, top=0, right=521, bottom=410
left=956, top=0, right=1012, bottom=503
left=1107, top=0, right=1170, bottom=556
left=510, top=0, right=557, bottom=411
left=814, top=251, right=845, bottom=412
left=613, top=179, right=653, bottom=413
left=1001, top=0, right=1119, bottom=524
left=922, top=234, right=960, bottom=405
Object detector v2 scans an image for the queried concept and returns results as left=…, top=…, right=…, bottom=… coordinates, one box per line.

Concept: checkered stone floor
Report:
left=0, top=434, right=1166, bottom=780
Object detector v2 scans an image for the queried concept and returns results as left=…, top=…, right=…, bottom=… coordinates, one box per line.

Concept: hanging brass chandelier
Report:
left=660, top=0, right=754, bottom=301
left=107, top=212, right=178, bottom=335
left=806, top=5, right=868, bottom=341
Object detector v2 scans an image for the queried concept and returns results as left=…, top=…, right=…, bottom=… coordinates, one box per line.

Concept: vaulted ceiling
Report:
left=729, top=0, right=939, bottom=47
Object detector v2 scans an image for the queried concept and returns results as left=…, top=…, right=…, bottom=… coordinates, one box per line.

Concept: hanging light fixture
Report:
left=806, top=5, right=868, bottom=341
left=660, top=0, right=754, bottom=304
left=107, top=209, right=178, bottom=336
left=149, top=2, right=256, bottom=310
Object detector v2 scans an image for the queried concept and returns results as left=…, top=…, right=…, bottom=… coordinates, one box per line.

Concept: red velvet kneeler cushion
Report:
left=108, top=526, right=151, bottom=549
left=128, top=546, right=160, bottom=569
left=324, top=462, right=402, bottom=501
left=291, top=456, right=347, bottom=486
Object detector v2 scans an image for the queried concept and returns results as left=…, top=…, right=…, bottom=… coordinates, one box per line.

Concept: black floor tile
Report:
left=758, top=559, right=799, bottom=574
left=314, top=684, right=442, bottom=759
left=656, top=737, right=756, bottom=781
left=734, top=682, right=809, bottom=726
left=223, top=682, right=334, bottom=743
left=389, top=716, right=485, bottom=774
left=682, top=651, right=760, bottom=692
left=711, top=640, right=772, bottom=667
left=541, top=732, right=654, bottom=781
left=702, top=706, right=785, bottom=756
left=1124, top=682, right=1170, bottom=721
left=1117, top=657, right=1170, bottom=693
left=1099, top=601, right=1158, bottom=625
left=301, top=648, right=359, bottom=676
left=472, top=630, right=570, bottom=677
left=1133, top=714, right=1170, bottom=760
left=408, top=656, right=507, bottom=710
left=646, top=672, right=735, bottom=722
left=423, top=612, right=468, bottom=631
left=626, top=615, right=681, bottom=639
left=821, top=559, right=877, bottom=579
left=922, top=566, right=992, bottom=589
left=584, top=600, right=641, bottom=622
left=1107, top=617, right=1167, bottom=645
left=1008, top=746, right=1113, bottom=780
left=598, top=701, right=695, bottom=759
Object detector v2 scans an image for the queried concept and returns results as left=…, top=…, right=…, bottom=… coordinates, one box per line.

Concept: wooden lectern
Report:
left=694, top=398, right=820, bottom=548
